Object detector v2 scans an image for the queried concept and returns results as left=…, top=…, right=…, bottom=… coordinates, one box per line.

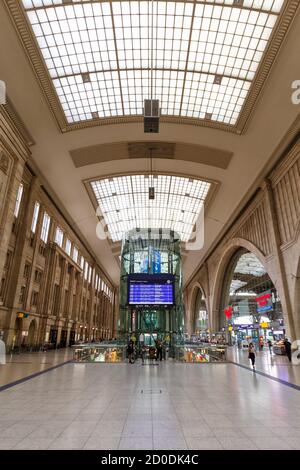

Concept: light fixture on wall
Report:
left=144, top=0, right=160, bottom=133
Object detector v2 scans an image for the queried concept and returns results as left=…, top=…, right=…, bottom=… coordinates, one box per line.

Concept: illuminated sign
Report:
left=17, top=312, right=29, bottom=318
left=256, top=292, right=273, bottom=314
left=128, top=274, right=174, bottom=305
left=224, top=306, right=233, bottom=319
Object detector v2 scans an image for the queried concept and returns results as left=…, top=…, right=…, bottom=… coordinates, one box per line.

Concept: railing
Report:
left=174, top=343, right=227, bottom=363
left=72, top=342, right=127, bottom=363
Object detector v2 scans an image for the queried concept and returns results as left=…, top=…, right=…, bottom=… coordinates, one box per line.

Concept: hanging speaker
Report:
left=144, top=99, right=160, bottom=133
left=149, top=187, right=155, bottom=200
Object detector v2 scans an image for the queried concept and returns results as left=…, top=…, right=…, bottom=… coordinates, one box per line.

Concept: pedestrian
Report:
left=155, top=339, right=163, bottom=361
left=141, top=345, right=147, bottom=364
left=127, top=341, right=134, bottom=364
left=284, top=338, right=292, bottom=362
left=248, top=342, right=256, bottom=368
left=267, top=339, right=272, bottom=354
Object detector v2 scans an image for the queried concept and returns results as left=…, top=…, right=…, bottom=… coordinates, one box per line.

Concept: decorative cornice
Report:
left=0, top=150, right=9, bottom=174
left=2, top=98, right=35, bottom=147
left=5, top=0, right=300, bottom=135
left=0, top=105, right=29, bottom=162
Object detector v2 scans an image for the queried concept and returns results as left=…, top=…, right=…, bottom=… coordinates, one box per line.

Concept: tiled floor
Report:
left=1, top=360, right=300, bottom=450
left=0, top=349, right=73, bottom=387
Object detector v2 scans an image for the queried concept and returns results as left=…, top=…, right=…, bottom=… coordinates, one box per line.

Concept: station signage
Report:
left=224, top=306, right=233, bottom=319
left=256, top=293, right=273, bottom=313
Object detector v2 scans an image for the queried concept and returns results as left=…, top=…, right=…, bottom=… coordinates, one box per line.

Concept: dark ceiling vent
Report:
left=144, top=99, right=160, bottom=133
left=214, top=75, right=223, bottom=85
left=82, top=73, right=91, bottom=83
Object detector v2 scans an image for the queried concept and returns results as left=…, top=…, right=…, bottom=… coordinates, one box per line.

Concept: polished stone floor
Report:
left=1, top=360, right=300, bottom=450
left=0, top=349, right=73, bottom=387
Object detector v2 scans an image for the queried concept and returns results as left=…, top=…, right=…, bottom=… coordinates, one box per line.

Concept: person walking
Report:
left=141, top=345, right=147, bottom=364
left=248, top=342, right=256, bottom=369
left=267, top=339, right=272, bottom=354
left=284, top=338, right=292, bottom=362
left=127, top=340, right=134, bottom=364
left=155, top=339, right=163, bottom=361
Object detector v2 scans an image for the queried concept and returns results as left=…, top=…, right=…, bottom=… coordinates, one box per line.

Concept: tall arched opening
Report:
left=219, top=248, right=285, bottom=348
left=191, top=286, right=208, bottom=340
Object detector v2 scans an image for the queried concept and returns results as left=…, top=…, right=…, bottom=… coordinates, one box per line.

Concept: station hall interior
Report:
left=0, top=0, right=300, bottom=452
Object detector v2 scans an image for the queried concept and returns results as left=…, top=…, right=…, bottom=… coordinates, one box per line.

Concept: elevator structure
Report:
left=118, top=229, right=185, bottom=352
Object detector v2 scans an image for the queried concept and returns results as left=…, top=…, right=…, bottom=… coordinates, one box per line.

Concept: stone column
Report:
left=263, top=179, right=296, bottom=340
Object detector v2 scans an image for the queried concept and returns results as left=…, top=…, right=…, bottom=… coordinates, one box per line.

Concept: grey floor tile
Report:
left=284, top=437, right=300, bottom=450
left=153, top=437, right=188, bottom=450
left=182, top=423, right=215, bottom=438
left=213, top=427, right=245, bottom=438
left=203, top=415, right=235, bottom=428
left=83, top=437, right=120, bottom=450
left=218, top=437, right=258, bottom=450
left=251, top=437, right=293, bottom=450
left=186, top=437, right=223, bottom=450
left=48, top=437, right=88, bottom=450
left=238, top=425, right=277, bottom=438
left=119, top=437, right=153, bottom=450
left=1, top=423, right=38, bottom=438
left=13, top=438, right=55, bottom=450
left=0, top=438, right=24, bottom=450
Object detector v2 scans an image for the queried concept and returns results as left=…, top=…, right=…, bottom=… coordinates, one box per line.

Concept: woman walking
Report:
left=248, top=342, right=256, bottom=369
left=127, top=340, right=134, bottom=364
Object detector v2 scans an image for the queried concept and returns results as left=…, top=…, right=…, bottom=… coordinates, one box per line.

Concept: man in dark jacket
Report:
left=284, top=338, right=292, bottom=362
left=155, top=339, right=163, bottom=361
left=127, top=341, right=134, bottom=364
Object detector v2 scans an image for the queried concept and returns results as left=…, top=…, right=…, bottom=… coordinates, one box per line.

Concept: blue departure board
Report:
left=128, top=274, right=174, bottom=305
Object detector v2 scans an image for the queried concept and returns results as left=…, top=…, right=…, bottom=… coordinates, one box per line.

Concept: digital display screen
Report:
left=128, top=274, right=174, bottom=305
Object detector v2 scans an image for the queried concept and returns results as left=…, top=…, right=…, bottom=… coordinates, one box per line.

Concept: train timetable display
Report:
left=128, top=280, right=174, bottom=305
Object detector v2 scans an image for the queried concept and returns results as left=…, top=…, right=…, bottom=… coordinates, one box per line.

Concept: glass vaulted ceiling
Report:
left=90, top=175, right=211, bottom=242
left=22, top=0, right=284, bottom=125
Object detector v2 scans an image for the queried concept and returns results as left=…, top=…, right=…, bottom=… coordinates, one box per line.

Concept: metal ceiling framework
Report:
left=5, top=0, right=298, bottom=133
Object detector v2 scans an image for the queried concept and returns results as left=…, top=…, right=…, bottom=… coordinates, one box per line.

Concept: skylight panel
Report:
left=91, top=174, right=211, bottom=242
left=22, top=0, right=284, bottom=125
